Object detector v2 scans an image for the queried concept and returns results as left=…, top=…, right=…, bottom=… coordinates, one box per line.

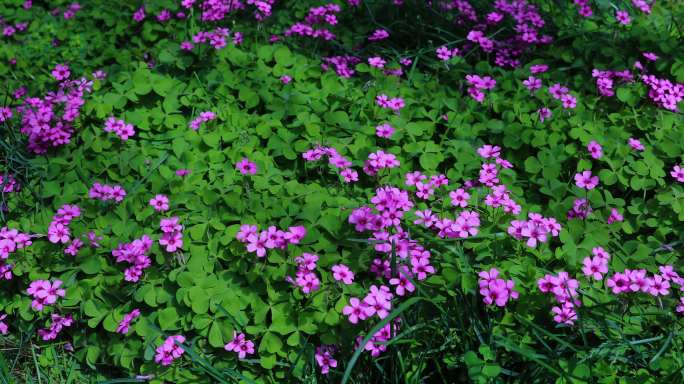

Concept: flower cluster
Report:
left=0, top=227, right=31, bottom=275
left=375, top=94, right=405, bottom=112
left=112, top=235, right=153, bottom=282
left=405, top=171, right=449, bottom=200
left=478, top=268, right=519, bottom=307
left=349, top=187, right=413, bottom=233
left=303, top=146, right=358, bottom=183
left=16, top=67, right=92, bottom=153
left=641, top=74, right=684, bottom=112
left=606, top=265, right=681, bottom=297
left=159, top=217, right=184, bottom=253
left=591, top=68, right=633, bottom=97
left=508, top=212, right=561, bottom=248
left=549, top=83, right=577, bottom=109
left=287, top=253, right=321, bottom=294
left=47, top=204, right=80, bottom=244
left=103, top=117, right=135, bottom=140
left=89, top=182, right=126, bottom=203
left=237, top=224, right=306, bottom=258
left=38, top=313, right=73, bottom=340
left=538, top=272, right=580, bottom=325
left=189, top=111, right=216, bottom=130
left=27, top=279, right=66, bottom=311
left=155, top=335, right=185, bottom=366
left=321, top=55, right=361, bottom=78
left=285, top=3, right=340, bottom=41
left=632, top=0, right=652, bottom=14
left=363, top=150, right=400, bottom=175
left=436, top=45, right=459, bottom=61
left=60, top=3, right=81, bottom=19
left=188, top=28, right=241, bottom=50
left=467, top=30, right=494, bottom=52
left=581, top=247, right=610, bottom=280
left=466, top=74, right=496, bottom=103
left=573, top=0, right=593, bottom=17
left=567, top=198, right=592, bottom=220
left=343, top=285, right=394, bottom=324
left=224, top=332, right=255, bottom=359
left=355, top=318, right=401, bottom=357
left=315, top=345, right=338, bottom=375
left=181, top=0, right=274, bottom=22
left=2, top=21, right=28, bottom=38
left=116, top=308, right=141, bottom=334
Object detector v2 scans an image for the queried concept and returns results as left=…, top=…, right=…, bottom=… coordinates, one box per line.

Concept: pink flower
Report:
left=368, top=29, right=389, bottom=41
left=246, top=232, right=268, bottom=257
left=607, top=208, right=624, bottom=224
left=587, top=141, right=602, bottom=159
left=389, top=266, right=415, bottom=296
left=116, top=309, right=141, bottom=334
left=48, top=222, right=70, bottom=244
left=477, top=145, right=501, bottom=159
left=436, top=46, right=454, bottom=61
left=561, top=94, right=577, bottom=109
left=615, top=10, right=631, bottom=25
left=574, top=170, right=599, bottom=190
left=375, top=123, right=395, bottom=138
left=530, top=64, right=548, bottom=74
left=628, top=138, right=645, bottom=151
left=51, top=64, right=70, bottom=81
left=332, top=264, right=354, bottom=284
left=449, top=188, right=470, bottom=208
left=538, top=107, right=552, bottom=122
left=340, top=168, right=359, bottom=183
left=155, top=335, right=186, bottom=366
left=149, top=194, right=170, bottom=212
left=368, top=56, right=386, bottom=69
left=552, top=304, right=577, bottom=325
left=523, top=76, right=542, bottom=91
left=315, top=345, right=337, bottom=375
left=648, top=275, right=670, bottom=296
left=236, top=158, right=257, bottom=175
left=0, top=314, right=7, bottom=334
left=581, top=256, right=608, bottom=280
left=27, top=279, right=66, bottom=311
left=342, top=297, right=370, bottom=324
left=677, top=297, right=684, bottom=314
left=606, top=272, right=630, bottom=294
left=643, top=52, right=659, bottom=62
left=224, top=332, right=255, bottom=359
left=670, top=165, right=684, bottom=182
left=280, top=75, right=292, bottom=84
left=521, top=222, right=547, bottom=248
left=480, top=279, right=509, bottom=306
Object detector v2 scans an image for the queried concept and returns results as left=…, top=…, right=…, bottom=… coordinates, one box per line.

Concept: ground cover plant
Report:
left=1, top=0, right=684, bottom=383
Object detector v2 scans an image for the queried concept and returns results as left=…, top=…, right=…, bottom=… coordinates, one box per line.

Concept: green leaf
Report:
left=259, top=332, right=283, bottom=354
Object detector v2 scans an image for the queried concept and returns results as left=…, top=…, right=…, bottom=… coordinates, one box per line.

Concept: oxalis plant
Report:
left=0, top=0, right=683, bottom=383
